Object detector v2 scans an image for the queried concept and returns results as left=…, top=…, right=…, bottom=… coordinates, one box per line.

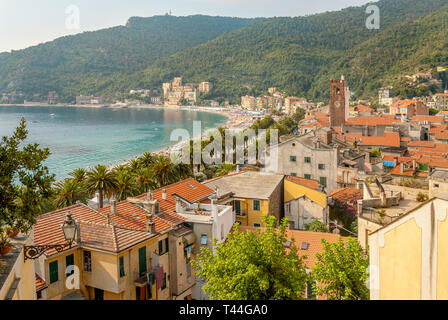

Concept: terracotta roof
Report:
left=35, top=274, right=46, bottom=292
left=136, top=178, right=214, bottom=209
left=237, top=226, right=347, bottom=269
left=352, top=105, right=372, bottom=113
left=401, top=137, right=412, bottom=142
left=286, top=176, right=320, bottom=190
left=435, top=130, right=448, bottom=140
left=411, top=115, right=444, bottom=123
left=345, top=115, right=400, bottom=126
left=358, top=132, right=401, bottom=147
left=407, top=141, right=436, bottom=148
left=329, top=188, right=363, bottom=208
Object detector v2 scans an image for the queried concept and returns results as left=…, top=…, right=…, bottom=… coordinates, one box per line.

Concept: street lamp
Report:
left=24, top=212, right=80, bottom=261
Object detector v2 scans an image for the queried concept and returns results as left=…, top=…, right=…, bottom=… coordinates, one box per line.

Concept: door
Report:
left=94, top=288, right=104, bottom=300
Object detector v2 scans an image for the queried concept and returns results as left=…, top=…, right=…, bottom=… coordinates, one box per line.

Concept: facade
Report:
left=389, top=100, right=429, bottom=119
left=0, top=232, right=36, bottom=300
left=204, top=172, right=284, bottom=227
left=329, top=76, right=350, bottom=128
left=283, top=176, right=328, bottom=230
left=433, top=91, right=448, bottom=109
left=76, top=95, right=102, bottom=105
left=378, top=87, right=395, bottom=106
left=276, top=131, right=338, bottom=193
left=162, top=77, right=200, bottom=106
left=241, top=95, right=257, bottom=110
left=429, top=169, right=448, bottom=198
left=369, top=194, right=448, bottom=300
left=199, top=82, right=213, bottom=94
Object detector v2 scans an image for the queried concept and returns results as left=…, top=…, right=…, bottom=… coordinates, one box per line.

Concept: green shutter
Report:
left=320, top=177, right=327, bottom=187
left=162, top=273, right=167, bottom=290
left=165, top=238, right=169, bottom=253
left=119, top=256, right=125, bottom=277
left=65, top=254, right=74, bottom=275
left=49, top=261, right=58, bottom=284
left=158, top=240, right=163, bottom=255
left=147, top=284, right=152, bottom=299
left=138, top=247, right=147, bottom=275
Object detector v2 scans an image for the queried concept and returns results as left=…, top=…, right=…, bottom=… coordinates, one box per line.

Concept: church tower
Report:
left=329, top=75, right=350, bottom=128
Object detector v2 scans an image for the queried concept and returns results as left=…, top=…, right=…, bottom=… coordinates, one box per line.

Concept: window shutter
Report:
left=119, top=256, right=125, bottom=277
left=65, top=254, right=74, bottom=275
left=165, top=238, right=169, bottom=253
left=49, top=261, right=58, bottom=284
left=158, top=240, right=163, bottom=255
left=138, top=247, right=147, bottom=275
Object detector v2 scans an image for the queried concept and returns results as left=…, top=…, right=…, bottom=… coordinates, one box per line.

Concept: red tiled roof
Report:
left=411, top=115, right=444, bottom=123
left=435, top=130, right=448, bottom=140
left=237, top=226, right=347, bottom=269
left=345, top=115, right=400, bottom=126
left=286, top=176, right=320, bottom=190
left=401, top=137, right=412, bottom=142
left=407, top=141, right=436, bottom=148
left=35, top=274, right=46, bottom=292
left=358, top=132, right=401, bottom=147
left=329, top=188, right=363, bottom=208
left=352, top=105, right=372, bottom=113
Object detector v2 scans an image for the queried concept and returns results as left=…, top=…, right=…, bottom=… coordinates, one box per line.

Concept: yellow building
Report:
left=283, top=176, right=328, bottom=230
left=204, top=172, right=284, bottom=227
left=33, top=190, right=199, bottom=300
left=0, top=231, right=37, bottom=300
left=369, top=193, right=448, bottom=300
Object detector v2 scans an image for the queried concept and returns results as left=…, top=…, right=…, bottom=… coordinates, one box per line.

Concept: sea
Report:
left=0, top=105, right=227, bottom=180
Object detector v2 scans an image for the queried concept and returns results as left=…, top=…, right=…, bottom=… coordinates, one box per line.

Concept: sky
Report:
left=0, top=0, right=372, bottom=53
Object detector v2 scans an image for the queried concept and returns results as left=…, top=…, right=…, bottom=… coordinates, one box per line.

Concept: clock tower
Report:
left=329, top=75, right=350, bottom=128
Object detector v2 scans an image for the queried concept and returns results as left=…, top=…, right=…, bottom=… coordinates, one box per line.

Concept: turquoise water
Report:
left=0, top=106, right=227, bottom=180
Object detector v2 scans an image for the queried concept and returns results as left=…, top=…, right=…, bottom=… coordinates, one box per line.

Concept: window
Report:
left=147, top=283, right=152, bottom=299
left=119, top=256, right=125, bottom=277
left=290, top=156, right=296, bottom=162
left=158, top=238, right=169, bottom=255
left=94, top=288, right=104, bottom=301
left=306, top=281, right=317, bottom=299
left=253, top=200, right=261, bottom=211
left=304, top=157, right=311, bottom=163
left=254, top=223, right=261, bottom=227
left=201, top=234, right=208, bottom=245
left=234, top=200, right=241, bottom=215
left=290, top=173, right=297, bottom=177
left=301, top=242, right=309, bottom=250
left=49, top=261, right=58, bottom=284
left=319, top=177, right=327, bottom=188
left=304, top=174, right=311, bottom=180
left=162, top=273, right=167, bottom=290
left=318, top=164, right=325, bottom=170
left=138, top=247, right=147, bottom=276
left=37, top=291, right=42, bottom=300
left=65, top=254, right=74, bottom=276
left=83, top=251, right=92, bottom=272
left=435, top=184, right=440, bottom=188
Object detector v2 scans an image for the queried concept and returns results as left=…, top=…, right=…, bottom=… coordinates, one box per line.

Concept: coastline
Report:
left=1, top=102, right=258, bottom=180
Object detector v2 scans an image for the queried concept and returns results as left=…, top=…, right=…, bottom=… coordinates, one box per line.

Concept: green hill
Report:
left=1, top=0, right=447, bottom=103
left=0, top=15, right=256, bottom=101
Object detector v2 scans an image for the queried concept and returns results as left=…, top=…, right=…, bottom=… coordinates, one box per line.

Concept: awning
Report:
left=183, top=233, right=197, bottom=246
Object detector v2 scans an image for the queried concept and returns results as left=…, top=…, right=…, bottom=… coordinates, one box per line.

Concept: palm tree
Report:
left=54, top=179, right=86, bottom=208
left=214, top=164, right=236, bottom=177
left=134, top=167, right=157, bottom=194
left=175, top=162, right=193, bottom=180
left=114, top=169, right=138, bottom=201
left=69, top=168, right=87, bottom=184
left=139, top=152, right=155, bottom=168
left=85, top=165, right=117, bottom=208
left=128, top=159, right=142, bottom=173
left=151, top=156, right=179, bottom=187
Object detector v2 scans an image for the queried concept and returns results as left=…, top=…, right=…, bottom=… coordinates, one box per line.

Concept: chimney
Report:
left=146, top=214, right=156, bottom=234
left=412, top=159, right=416, bottom=169
left=162, top=189, right=167, bottom=201
left=147, top=190, right=154, bottom=200
left=400, top=163, right=404, bottom=174
left=110, top=199, right=117, bottom=215
left=175, top=197, right=183, bottom=213
left=211, top=197, right=218, bottom=221
left=215, top=186, right=219, bottom=199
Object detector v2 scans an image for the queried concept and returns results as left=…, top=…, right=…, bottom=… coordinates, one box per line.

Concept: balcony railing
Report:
left=359, top=209, right=395, bottom=226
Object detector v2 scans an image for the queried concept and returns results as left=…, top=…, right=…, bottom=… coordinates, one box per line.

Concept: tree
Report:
left=151, top=156, right=178, bottom=187
left=139, top=152, right=155, bottom=168
left=305, top=220, right=328, bottom=233
left=54, top=179, right=87, bottom=208
left=311, top=237, right=369, bottom=300
left=192, top=216, right=308, bottom=300
left=114, top=168, right=138, bottom=201
left=214, top=164, right=236, bottom=177
left=85, top=164, right=117, bottom=208
left=134, top=167, right=157, bottom=194
left=69, top=168, right=87, bottom=184
left=0, top=118, right=55, bottom=232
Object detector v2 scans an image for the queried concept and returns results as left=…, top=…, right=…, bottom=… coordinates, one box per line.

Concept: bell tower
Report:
left=329, top=75, right=349, bottom=128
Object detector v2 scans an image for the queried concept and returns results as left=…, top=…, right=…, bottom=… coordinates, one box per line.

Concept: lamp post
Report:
left=24, top=212, right=80, bottom=261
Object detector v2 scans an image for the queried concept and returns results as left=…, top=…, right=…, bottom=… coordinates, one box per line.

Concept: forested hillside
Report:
left=0, top=0, right=447, bottom=103
left=0, top=15, right=257, bottom=101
